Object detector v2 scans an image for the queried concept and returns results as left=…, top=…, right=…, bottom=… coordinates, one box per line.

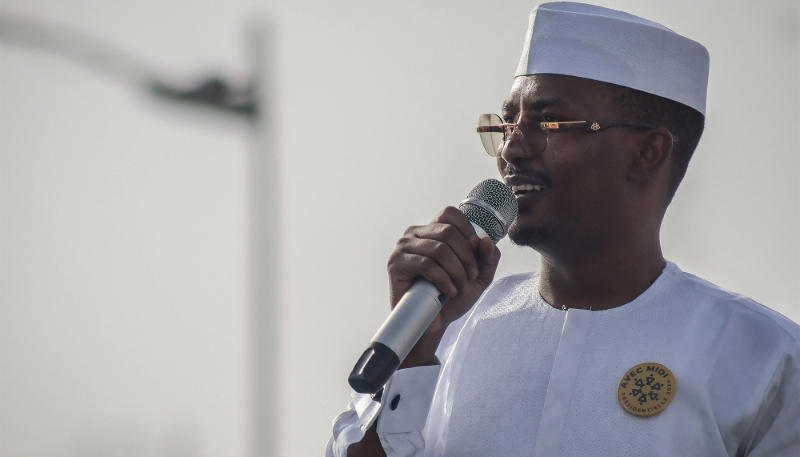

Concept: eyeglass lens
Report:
left=477, top=113, right=548, bottom=157
left=477, top=114, right=505, bottom=157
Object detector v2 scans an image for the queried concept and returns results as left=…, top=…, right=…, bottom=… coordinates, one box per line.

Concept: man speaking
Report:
left=327, top=3, right=800, bottom=456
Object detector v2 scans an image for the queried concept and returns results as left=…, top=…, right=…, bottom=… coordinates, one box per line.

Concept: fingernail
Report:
left=449, top=285, right=459, bottom=296
left=469, top=268, right=478, bottom=280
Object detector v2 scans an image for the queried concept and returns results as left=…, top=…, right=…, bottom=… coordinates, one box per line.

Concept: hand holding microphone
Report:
left=348, top=180, right=517, bottom=394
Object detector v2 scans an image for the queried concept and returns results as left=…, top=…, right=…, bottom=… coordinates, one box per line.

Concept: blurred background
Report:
left=0, top=0, right=797, bottom=456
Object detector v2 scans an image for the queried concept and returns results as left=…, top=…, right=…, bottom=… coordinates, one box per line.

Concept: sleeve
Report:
left=325, top=365, right=441, bottom=457
left=744, top=341, right=800, bottom=457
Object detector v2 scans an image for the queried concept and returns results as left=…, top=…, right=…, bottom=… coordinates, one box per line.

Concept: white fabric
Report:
left=378, top=366, right=442, bottom=434
left=516, top=2, right=710, bottom=114
left=531, top=309, right=592, bottom=457
left=326, top=262, right=800, bottom=456
left=326, top=366, right=442, bottom=457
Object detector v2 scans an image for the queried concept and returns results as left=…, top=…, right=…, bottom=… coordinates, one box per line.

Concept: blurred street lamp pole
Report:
left=246, top=20, right=280, bottom=457
left=0, top=14, right=280, bottom=457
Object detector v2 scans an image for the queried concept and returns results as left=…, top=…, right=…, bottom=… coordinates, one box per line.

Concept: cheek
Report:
left=547, top=146, right=627, bottom=213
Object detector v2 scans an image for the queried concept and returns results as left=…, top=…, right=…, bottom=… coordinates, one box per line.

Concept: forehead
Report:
left=503, top=74, right=620, bottom=117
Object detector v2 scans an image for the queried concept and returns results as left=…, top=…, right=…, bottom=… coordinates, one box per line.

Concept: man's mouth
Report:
left=511, top=183, right=548, bottom=196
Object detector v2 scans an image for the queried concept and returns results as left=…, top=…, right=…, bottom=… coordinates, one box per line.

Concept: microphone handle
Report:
left=348, top=223, right=488, bottom=394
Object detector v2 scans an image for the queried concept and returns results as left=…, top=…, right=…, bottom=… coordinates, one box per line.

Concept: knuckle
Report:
left=387, top=251, right=401, bottom=269
left=431, top=241, right=449, bottom=256
left=441, top=206, right=461, bottom=217
left=416, top=256, right=434, bottom=270
left=396, top=235, right=413, bottom=248
left=388, top=251, right=414, bottom=272
left=403, top=225, right=421, bottom=237
left=439, top=224, right=458, bottom=238
left=417, top=258, right=443, bottom=279
left=435, top=206, right=460, bottom=222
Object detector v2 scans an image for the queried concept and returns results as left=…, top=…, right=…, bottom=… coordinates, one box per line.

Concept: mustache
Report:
left=500, top=163, right=552, bottom=185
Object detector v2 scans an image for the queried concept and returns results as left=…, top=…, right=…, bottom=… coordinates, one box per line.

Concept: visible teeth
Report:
left=512, top=184, right=547, bottom=193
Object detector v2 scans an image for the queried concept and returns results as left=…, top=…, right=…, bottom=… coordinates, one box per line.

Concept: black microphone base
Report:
left=348, top=342, right=401, bottom=394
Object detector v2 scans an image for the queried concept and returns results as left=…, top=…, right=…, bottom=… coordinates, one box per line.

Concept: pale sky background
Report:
left=1, top=1, right=798, bottom=456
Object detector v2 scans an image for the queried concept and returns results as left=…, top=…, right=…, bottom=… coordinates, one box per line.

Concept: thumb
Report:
left=475, top=237, right=501, bottom=287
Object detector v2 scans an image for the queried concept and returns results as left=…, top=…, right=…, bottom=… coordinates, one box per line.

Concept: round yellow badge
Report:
left=617, top=362, right=676, bottom=417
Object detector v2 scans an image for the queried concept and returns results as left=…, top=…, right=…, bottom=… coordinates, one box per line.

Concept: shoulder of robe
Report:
left=675, top=270, right=800, bottom=344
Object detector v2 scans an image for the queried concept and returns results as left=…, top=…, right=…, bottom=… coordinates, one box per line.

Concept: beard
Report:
left=507, top=218, right=549, bottom=248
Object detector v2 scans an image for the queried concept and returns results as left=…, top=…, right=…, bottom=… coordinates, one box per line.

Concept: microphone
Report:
left=348, top=179, right=518, bottom=394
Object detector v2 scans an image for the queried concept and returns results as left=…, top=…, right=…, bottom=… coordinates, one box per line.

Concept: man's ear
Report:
left=627, top=128, right=674, bottom=183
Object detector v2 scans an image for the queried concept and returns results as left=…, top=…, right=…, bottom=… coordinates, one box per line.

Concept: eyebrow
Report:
left=502, top=97, right=564, bottom=114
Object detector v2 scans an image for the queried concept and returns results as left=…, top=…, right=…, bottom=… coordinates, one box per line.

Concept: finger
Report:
left=432, top=207, right=480, bottom=249
left=410, top=223, right=479, bottom=280
left=402, top=238, right=472, bottom=291
left=389, top=252, right=459, bottom=297
left=474, top=237, right=501, bottom=287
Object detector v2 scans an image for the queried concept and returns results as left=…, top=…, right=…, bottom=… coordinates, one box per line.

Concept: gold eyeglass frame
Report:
left=476, top=113, right=679, bottom=157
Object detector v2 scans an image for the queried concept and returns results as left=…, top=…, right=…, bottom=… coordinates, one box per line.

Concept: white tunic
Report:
left=326, top=262, right=800, bottom=456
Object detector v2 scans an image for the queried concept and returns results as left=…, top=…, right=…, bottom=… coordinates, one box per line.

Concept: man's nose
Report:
left=499, top=131, right=537, bottom=164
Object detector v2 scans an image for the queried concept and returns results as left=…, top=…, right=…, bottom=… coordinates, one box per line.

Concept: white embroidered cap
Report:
left=516, top=2, right=710, bottom=114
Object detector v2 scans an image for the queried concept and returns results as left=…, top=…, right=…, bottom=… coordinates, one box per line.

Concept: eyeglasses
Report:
left=476, top=113, right=679, bottom=157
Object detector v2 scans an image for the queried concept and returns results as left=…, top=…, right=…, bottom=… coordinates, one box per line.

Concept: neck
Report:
left=537, top=232, right=666, bottom=312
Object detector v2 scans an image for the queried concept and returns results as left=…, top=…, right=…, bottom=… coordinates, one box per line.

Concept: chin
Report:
left=508, top=220, right=549, bottom=248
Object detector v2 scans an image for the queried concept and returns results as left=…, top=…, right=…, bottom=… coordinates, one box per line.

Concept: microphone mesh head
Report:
left=458, top=179, right=518, bottom=243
